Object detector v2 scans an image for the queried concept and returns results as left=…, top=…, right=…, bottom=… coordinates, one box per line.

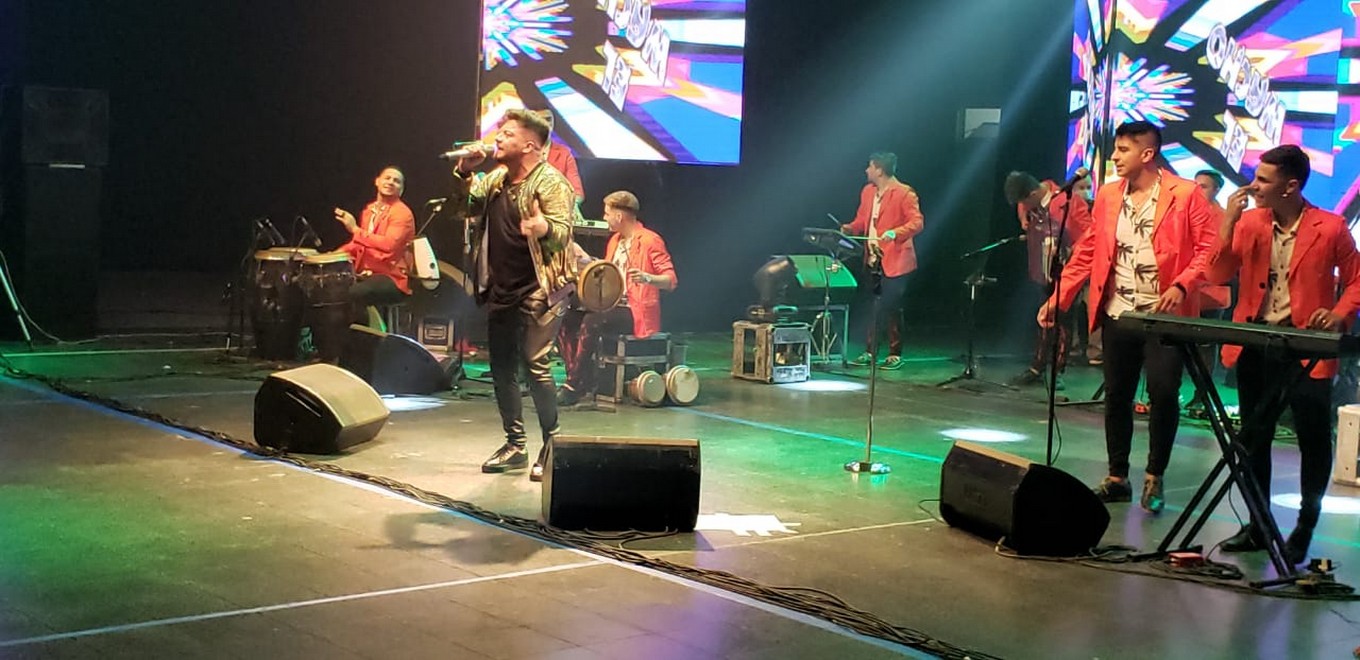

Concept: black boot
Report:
left=1221, top=525, right=1265, bottom=553
left=1284, top=524, right=1314, bottom=565
left=482, top=442, right=528, bottom=473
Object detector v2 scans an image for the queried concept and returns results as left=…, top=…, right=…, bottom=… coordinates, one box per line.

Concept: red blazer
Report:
left=1057, top=171, right=1217, bottom=331
left=606, top=222, right=677, bottom=338
left=546, top=142, right=584, bottom=201
left=339, top=199, right=416, bottom=294
left=1208, top=205, right=1360, bottom=378
left=844, top=181, right=925, bottom=278
left=1015, top=180, right=1092, bottom=284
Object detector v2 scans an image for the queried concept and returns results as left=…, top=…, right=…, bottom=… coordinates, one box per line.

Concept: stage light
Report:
left=1270, top=493, right=1360, bottom=516
left=779, top=379, right=866, bottom=393
left=940, top=428, right=1027, bottom=443
left=380, top=396, right=448, bottom=412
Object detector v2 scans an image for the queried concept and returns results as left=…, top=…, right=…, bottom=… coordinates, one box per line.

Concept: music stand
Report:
left=936, top=235, right=1022, bottom=389
left=802, top=227, right=861, bottom=367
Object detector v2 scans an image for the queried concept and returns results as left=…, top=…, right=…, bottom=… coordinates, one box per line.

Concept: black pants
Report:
left=865, top=273, right=907, bottom=357
left=1101, top=312, right=1185, bottom=479
left=1236, top=347, right=1333, bottom=529
left=487, top=297, right=562, bottom=448
left=348, top=275, right=407, bottom=307
left=1030, top=280, right=1071, bottom=374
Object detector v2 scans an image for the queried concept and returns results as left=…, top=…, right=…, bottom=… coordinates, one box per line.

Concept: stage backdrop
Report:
left=477, top=0, right=745, bottom=165
left=1067, top=0, right=1360, bottom=225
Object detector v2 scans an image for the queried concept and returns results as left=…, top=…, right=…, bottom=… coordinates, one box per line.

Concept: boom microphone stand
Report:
left=936, top=235, right=1023, bottom=389
left=1041, top=179, right=1086, bottom=466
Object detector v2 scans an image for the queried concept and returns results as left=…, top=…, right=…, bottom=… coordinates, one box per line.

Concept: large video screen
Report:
left=478, top=0, right=746, bottom=165
left=1067, top=0, right=1360, bottom=223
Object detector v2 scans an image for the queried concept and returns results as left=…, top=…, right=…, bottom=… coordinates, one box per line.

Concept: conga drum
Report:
left=577, top=260, right=624, bottom=312
left=250, top=248, right=313, bottom=360
left=664, top=365, right=699, bottom=405
left=298, top=251, right=355, bottom=362
left=629, top=370, right=665, bottom=407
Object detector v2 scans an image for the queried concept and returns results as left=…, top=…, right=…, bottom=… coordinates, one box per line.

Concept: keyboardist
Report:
left=1208, top=144, right=1360, bottom=565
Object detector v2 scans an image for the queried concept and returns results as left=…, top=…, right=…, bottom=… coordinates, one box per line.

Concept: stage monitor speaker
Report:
left=543, top=435, right=700, bottom=532
left=339, top=324, right=452, bottom=395
left=939, top=441, right=1109, bottom=557
left=254, top=363, right=389, bottom=454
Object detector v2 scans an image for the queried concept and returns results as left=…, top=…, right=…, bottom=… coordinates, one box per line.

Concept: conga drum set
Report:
left=249, top=248, right=354, bottom=361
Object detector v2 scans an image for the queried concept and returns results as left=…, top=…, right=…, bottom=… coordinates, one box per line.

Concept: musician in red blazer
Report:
left=1039, top=121, right=1217, bottom=513
left=1207, top=145, right=1360, bottom=564
left=558, top=191, right=677, bottom=405
left=841, top=152, right=925, bottom=370
left=334, top=166, right=417, bottom=305
left=1005, top=172, right=1092, bottom=385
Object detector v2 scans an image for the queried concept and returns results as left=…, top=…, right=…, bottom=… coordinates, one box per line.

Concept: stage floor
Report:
left=3, top=296, right=1360, bottom=658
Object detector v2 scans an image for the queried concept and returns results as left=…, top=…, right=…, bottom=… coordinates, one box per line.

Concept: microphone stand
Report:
left=845, top=238, right=889, bottom=475
left=1043, top=184, right=1079, bottom=466
left=0, top=248, right=33, bottom=348
left=936, top=235, right=1022, bottom=389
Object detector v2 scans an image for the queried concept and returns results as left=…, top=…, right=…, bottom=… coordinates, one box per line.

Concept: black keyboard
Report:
left=1116, top=311, right=1360, bottom=359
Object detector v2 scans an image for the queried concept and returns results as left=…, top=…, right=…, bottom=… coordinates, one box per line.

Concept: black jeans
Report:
left=487, top=297, right=562, bottom=448
left=1236, top=347, right=1333, bottom=529
left=865, top=273, right=907, bottom=357
left=1101, top=312, right=1185, bottom=479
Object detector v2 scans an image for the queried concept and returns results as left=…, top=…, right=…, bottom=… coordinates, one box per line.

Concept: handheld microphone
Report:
left=256, top=217, right=286, bottom=247
left=426, top=197, right=449, bottom=212
left=1060, top=167, right=1091, bottom=192
left=438, top=144, right=489, bottom=160
left=295, top=215, right=322, bottom=249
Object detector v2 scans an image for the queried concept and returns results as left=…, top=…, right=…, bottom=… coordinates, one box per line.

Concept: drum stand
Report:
left=845, top=264, right=890, bottom=476
left=0, top=251, right=33, bottom=348
left=809, top=253, right=846, bottom=368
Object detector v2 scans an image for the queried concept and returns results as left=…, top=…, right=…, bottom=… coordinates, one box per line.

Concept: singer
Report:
left=333, top=166, right=416, bottom=316
left=454, top=108, right=577, bottom=481
left=1003, top=170, right=1092, bottom=389
left=841, top=152, right=925, bottom=370
left=1037, top=121, right=1217, bottom=513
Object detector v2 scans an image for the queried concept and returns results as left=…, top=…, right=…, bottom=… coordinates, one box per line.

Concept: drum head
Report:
left=664, top=365, right=699, bottom=405
left=255, top=247, right=316, bottom=261
left=578, top=260, right=624, bottom=312
left=630, top=370, right=665, bottom=407
left=304, top=251, right=351, bottom=264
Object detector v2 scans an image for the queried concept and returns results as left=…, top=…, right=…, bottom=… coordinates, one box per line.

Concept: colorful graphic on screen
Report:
left=478, top=0, right=746, bottom=165
left=1068, top=0, right=1360, bottom=224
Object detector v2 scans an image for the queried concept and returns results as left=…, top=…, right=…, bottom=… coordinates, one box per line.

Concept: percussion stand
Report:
left=225, top=221, right=264, bottom=353
left=845, top=258, right=890, bottom=475
left=810, top=251, right=844, bottom=368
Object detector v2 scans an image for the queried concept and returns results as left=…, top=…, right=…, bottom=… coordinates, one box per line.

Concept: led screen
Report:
left=1068, top=0, right=1360, bottom=224
left=478, top=0, right=746, bottom=165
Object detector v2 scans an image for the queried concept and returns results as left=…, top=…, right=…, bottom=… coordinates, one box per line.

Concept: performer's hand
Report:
left=840, top=224, right=852, bottom=235
left=1037, top=299, right=1058, bottom=328
left=881, top=229, right=897, bottom=241
left=456, top=143, right=489, bottom=171
left=1155, top=285, right=1185, bottom=313
left=334, top=208, right=358, bottom=233
left=521, top=199, right=549, bottom=238
left=628, top=268, right=652, bottom=285
left=1307, top=308, right=1343, bottom=331
left=1225, top=186, right=1251, bottom=224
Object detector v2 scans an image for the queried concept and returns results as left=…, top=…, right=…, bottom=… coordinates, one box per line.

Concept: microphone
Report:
left=438, top=144, right=489, bottom=160
left=426, top=197, right=448, bottom=212
left=295, top=215, right=322, bottom=249
left=256, top=217, right=285, bottom=247
left=1060, top=167, right=1090, bottom=192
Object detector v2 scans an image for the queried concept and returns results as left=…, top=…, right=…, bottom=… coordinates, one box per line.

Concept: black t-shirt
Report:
left=486, top=181, right=540, bottom=308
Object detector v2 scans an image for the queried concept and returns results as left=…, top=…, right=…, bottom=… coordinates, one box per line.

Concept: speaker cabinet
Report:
left=543, top=435, right=701, bottom=531
left=254, top=364, right=389, bottom=454
left=940, top=441, right=1109, bottom=557
left=339, top=324, right=453, bottom=395
left=20, top=86, right=109, bottom=167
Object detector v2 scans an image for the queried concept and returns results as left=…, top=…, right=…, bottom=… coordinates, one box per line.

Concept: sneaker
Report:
left=1092, top=476, right=1132, bottom=503
left=1140, top=474, right=1165, bottom=513
left=880, top=355, right=903, bottom=370
left=481, top=443, right=528, bottom=473
left=1008, top=368, right=1043, bottom=387
left=1087, top=356, right=1103, bottom=367
left=556, top=385, right=582, bottom=407
left=849, top=352, right=874, bottom=366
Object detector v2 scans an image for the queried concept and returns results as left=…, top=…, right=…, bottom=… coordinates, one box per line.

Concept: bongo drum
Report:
left=664, top=365, right=699, bottom=405
left=628, top=370, right=665, bottom=407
